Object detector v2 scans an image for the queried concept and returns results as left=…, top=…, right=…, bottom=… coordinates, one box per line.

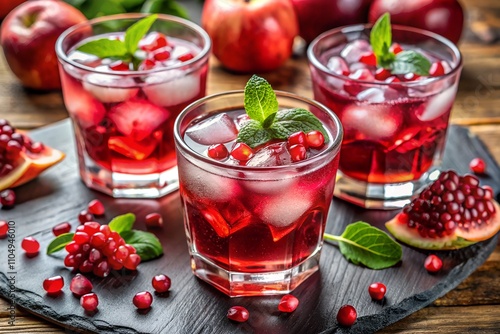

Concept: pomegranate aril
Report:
left=115, top=245, right=129, bottom=261
left=230, top=143, right=254, bottom=161
left=389, top=43, right=403, bottom=54
left=124, top=253, right=141, bottom=270
left=79, top=259, right=93, bottom=273
left=178, top=52, right=194, bottom=62
left=103, top=239, right=117, bottom=256
left=80, top=293, right=99, bottom=312
left=337, top=304, right=357, bottom=327
left=139, top=59, right=156, bottom=71
left=64, top=254, right=76, bottom=267
left=0, top=220, right=8, bottom=238
left=227, top=306, right=249, bottom=322
left=402, top=73, right=420, bottom=82
left=108, top=256, right=123, bottom=270
left=133, top=291, right=153, bottom=309
left=469, top=158, right=486, bottom=174
left=289, top=144, right=307, bottom=162
left=375, top=67, right=391, bottom=80
left=368, top=282, right=387, bottom=301
left=21, top=237, right=40, bottom=254
left=83, top=222, right=100, bottom=235
left=429, top=62, right=445, bottom=77
left=306, top=130, right=325, bottom=148
left=145, top=212, right=163, bottom=228
left=152, top=274, right=171, bottom=293
left=74, top=232, right=90, bottom=245
left=65, top=241, right=81, bottom=254
left=278, top=294, right=299, bottom=313
left=53, top=222, right=71, bottom=236
left=88, top=199, right=105, bottom=216
left=287, top=131, right=308, bottom=148
left=153, top=48, right=171, bottom=61
left=70, top=274, right=93, bottom=296
left=140, top=32, right=168, bottom=52
left=88, top=248, right=102, bottom=263
left=359, top=52, right=377, bottom=66
left=424, top=254, right=443, bottom=273
left=43, top=276, right=64, bottom=294
left=93, top=260, right=110, bottom=278
left=28, top=142, right=44, bottom=154
left=90, top=232, right=106, bottom=248
left=78, top=210, right=94, bottom=224
left=207, top=144, right=229, bottom=160
left=125, top=244, right=137, bottom=254
left=109, top=60, right=129, bottom=71
left=0, top=189, right=15, bottom=208
left=99, top=225, right=111, bottom=238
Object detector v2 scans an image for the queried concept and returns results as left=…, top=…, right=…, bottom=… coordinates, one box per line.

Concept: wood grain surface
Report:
left=0, top=0, right=499, bottom=332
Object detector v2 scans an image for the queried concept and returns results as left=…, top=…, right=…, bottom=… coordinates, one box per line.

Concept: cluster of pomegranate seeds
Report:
left=227, top=306, right=250, bottom=323
left=70, top=274, right=94, bottom=296
left=152, top=274, right=171, bottom=293
left=399, top=171, right=496, bottom=238
left=21, top=236, right=40, bottom=255
left=52, top=222, right=71, bottom=236
left=145, top=213, right=163, bottom=228
left=0, top=189, right=15, bottom=208
left=64, top=221, right=141, bottom=277
left=81, top=292, right=99, bottom=312
left=43, top=276, right=64, bottom=294
left=368, top=282, right=387, bottom=301
left=133, top=291, right=153, bottom=310
left=87, top=199, right=105, bottom=216
left=469, top=158, right=486, bottom=175
left=424, top=254, right=443, bottom=273
left=0, top=220, right=7, bottom=238
left=278, top=294, right=299, bottom=313
left=336, top=304, right=357, bottom=327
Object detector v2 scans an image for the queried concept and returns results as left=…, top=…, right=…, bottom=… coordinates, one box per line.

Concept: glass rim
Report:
left=307, top=23, right=463, bottom=87
left=174, top=90, right=344, bottom=172
left=55, top=13, right=211, bottom=76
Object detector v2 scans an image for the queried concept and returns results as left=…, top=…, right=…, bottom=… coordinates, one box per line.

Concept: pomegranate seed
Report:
left=306, top=130, right=325, bottom=148
left=1, top=125, right=13, bottom=135
left=74, top=232, right=90, bottom=245
left=208, top=144, right=229, bottom=160
left=0, top=189, right=15, bottom=208
left=99, top=225, right=110, bottom=238
left=287, top=131, right=308, bottom=148
left=108, top=256, right=123, bottom=270
left=88, top=199, right=105, bottom=216
left=145, top=212, right=163, bottom=228
left=88, top=248, right=102, bottom=263
left=178, top=53, right=194, bottom=62
left=153, top=48, right=171, bottom=61
left=21, top=237, right=40, bottom=254
left=469, top=158, right=486, bottom=174
left=80, top=293, right=99, bottom=312
left=124, top=254, right=141, bottom=270
left=102, top=239, right=117, bottom=256
left=125, top=244, right=136, bottom=254
left=90, top=232, right=106, bottom=248
left=359, top=52, right=377, bottom=66
left=43, top=276, right=64, bottom=294
left=230, top=143, right=254, bottom=161
left=93, top=260, right=110, bottom=278
left=65, top=241, right=80, bottom=254
left=52, top=222, right=71, bottom=236
left=28, top=142, right=44, bottom=154
left=424, top=254, right=443, bottom=273
left=140, top=32, right=168, bottom=52
left=115, top=245, right=129, bottom=261
left=402, top=73, right=420, bottom=81
left=78, top=210, right=94, bottom=224
left=133, top=291, right=153, bottom=309
left=429, top=62, right=445, bottom=77
left=289, top=144, right=307, bottom=162
left=109, top=60, right=129, bottom=71
left=152, top=274, right=171, bottom=293
left=278, top=294, right=299, bottom=313
left=79, top=260, right=94, bottom=273
left=64, top=254, right=76, bottom=267
left=83, top=221, right=100, bottom=235
left=0, top=220, right=8, bottom=238
left=337, top=304, right=357, bottom=327
left=375, top=68, right=391, bottom=81
left=227, top=306, right=249, bottom=322
left=139, top=59, right=156, bottom=71
left=70, top=274, right=93, bottom=296
left=368, top=282, right=387, bottom=301
left=390, top=43, right=403, bottom=54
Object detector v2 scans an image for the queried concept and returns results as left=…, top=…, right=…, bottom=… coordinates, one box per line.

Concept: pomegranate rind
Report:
left=386, top=200, right=500, bottom=250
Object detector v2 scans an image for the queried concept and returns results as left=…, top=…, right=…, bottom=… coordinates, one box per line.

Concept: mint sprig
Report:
left=237, top=75, right=329, bottom=148
left=370, top=13, right=431, bottom=76
left=76, top=14, right=158, bottom=69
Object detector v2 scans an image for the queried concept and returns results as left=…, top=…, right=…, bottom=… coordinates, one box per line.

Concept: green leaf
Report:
left=390, top=50, right=432, bottom=76
left=124, top=14, right=157, bottom=54
left=244, top=75, right=279, bottom=123
left=370, top=13, right=392, bottom=65
left=324, top=222, right=402, bottom=270
left=47, top=233, right=75, bottom=255
left=120, top=230, right=163, bottom=261
left=79, top=0, right=127, bottom=19
left=77, top=38, right=128, bottom=58
left=237, top=119, right=273, bottom=148
left=108, top=213, right=136, bottom=233
left=269, top=108, right=330, bottom=142
left=141, top=0, right=189, bottom=19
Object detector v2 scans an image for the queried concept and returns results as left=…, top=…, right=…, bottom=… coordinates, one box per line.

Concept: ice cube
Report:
left=143, top=70, right=200, bottom=107
left=341, top=104, right=401, bottom=140
left=83, top=74, right=139, bottom=103
left=357, top=88, right=385, bottom=103
left=416, top=85, right=457, bottom=121
left=246, top=142, right=291, bottom=167
left=327, top=56, right=349, bottom=75
left=349, top=62, right=369, bottom=72
left=340, top=39, right=371, bottom=63
left=199, top=206, right=230, bottom=238
left=344, top=69, right=374, bottom=96
left=257, top=191, right=312, bottom=228
left=108, top=136, right=157, bottom=160
left=235, top=114, right=250, bottom=130
left=185, top=113, right=238, bottom=145
left=108, top=99, right=170, bottom=141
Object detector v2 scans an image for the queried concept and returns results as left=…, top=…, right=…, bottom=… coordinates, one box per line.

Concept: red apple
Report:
left=291, top=0, right=373, bottom=44
left=1, top=0, right=87, bottom=90
left=368, top=0, right=464, bottom=44
left=201, top=0, right=298, bottom=73
left=0, top=0, right=26, bottom=19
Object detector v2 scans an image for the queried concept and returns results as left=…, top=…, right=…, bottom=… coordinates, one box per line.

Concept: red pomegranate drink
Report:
left=174, top=76, right=343, bottom=297
left=56, top=14, right=211, bottom=198
left=308, top=14, right=462, bottom=209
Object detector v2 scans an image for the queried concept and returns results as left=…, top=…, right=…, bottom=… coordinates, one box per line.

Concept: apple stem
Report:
left=22, top=13, right=39, bottom=28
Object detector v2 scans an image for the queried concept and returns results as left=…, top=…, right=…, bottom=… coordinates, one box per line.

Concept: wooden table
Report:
left=1, top=0, right=499, bottom=332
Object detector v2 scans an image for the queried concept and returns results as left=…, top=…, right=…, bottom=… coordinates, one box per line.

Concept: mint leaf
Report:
left=244, top=75, right=279, bottom=123
left=141, top=0, right=189, bottom=19
left=390, top=50, right=431, bottom=76
left=324, top=221, right=402, bottom=270
left=237, top=119, right=273, bottom=148
left=269, top=108, right=329, bottom=142
left=120, top=230, right=163, bottom=261
left=109, top=213, right=136, bottom=233
left=47, top=233, right=74, bottom=255
left=77, top=38, right=128, bottom=58
left=125, top=14, right=157, bottom=54
left=370, top=13, right=392, bottom=66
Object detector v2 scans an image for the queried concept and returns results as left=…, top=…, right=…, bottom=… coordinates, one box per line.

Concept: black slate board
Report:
left=0, top=120, right=499, bottom=334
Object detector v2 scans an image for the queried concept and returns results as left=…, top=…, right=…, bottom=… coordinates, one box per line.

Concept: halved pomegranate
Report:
left=386, top=171, right=500, bottom=250
left=0, top=120, right=65, bottom=190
